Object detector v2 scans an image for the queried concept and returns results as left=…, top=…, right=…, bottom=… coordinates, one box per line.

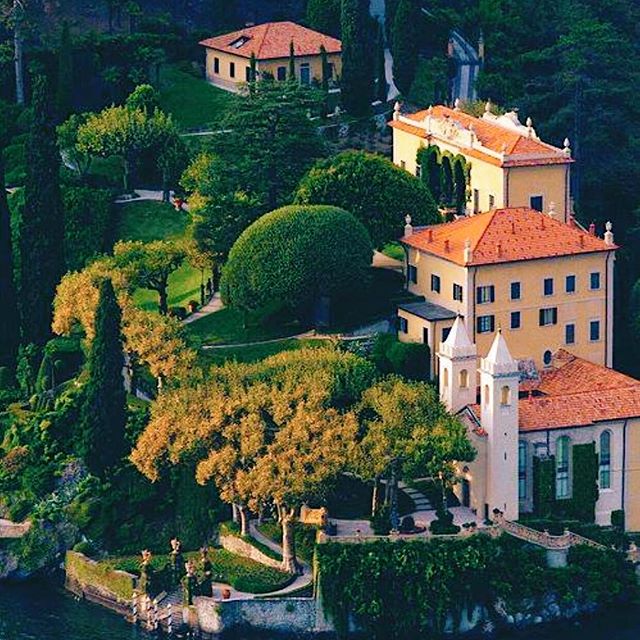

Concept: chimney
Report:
left=428, top=229, right=434, bottom=242
left=496, top=242, right=502, bottom=258
left=588, top=222, right=596, bottom=236
left=511, top=221, right=516, bottom=234
left=485, top=100, right=492, bottom=115
left=454, top=98, right=461, bottom=111
left=404, top=214, right=413, bottom=237
left=604, top=221, right=614, bottom=246
left=579, top=235, right=585, bottom=247
left=526, top=116, right=533, bottom=138
left=463, top=238, right=472, bottom=263
left=444, top=239, right=450, bottom=253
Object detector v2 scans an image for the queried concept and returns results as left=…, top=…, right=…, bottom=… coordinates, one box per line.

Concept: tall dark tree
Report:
left=320, top=44, right=330, bottom=116
left=0, top=101, right=19, bottom=372
left=79, top=278, right=127, bottom=476
left=18, top=73, right=64, bottom=347
left=340, top=0, right=374, bottom=117
left=288, top=40, right=296, bottom=80
left=305, top=0, right=341, bottom=37
left=391, top=0, right=421, bottom=95
left=55, top=21, right=73, bottom=121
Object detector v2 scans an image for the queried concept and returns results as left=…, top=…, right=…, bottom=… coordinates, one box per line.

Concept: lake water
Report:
left=1, top=581, right=640, bottom=640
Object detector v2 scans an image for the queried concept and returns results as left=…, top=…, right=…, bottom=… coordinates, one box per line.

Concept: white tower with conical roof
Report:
left=438, top=316, right=477, bottom=414
left=480, top=329, right=520, bottom=520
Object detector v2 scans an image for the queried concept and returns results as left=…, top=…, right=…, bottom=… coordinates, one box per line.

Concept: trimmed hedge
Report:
left=66, top=550, right=136, bottom=601
left=221, top=205, right=373, bottom=321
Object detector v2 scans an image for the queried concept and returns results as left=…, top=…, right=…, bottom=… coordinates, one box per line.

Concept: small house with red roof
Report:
left=390, top=102, right=574, bottom=220
left=398, top=207, right=616, bottom=373
left=200, top=21, right=341, bottom=92
left=439, top=317, right=640, bottom=529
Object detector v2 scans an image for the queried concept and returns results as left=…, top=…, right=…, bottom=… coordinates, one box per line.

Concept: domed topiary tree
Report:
left=294, top=150, right=439, bottom=248
left=221, top=205, right=373, bottom=321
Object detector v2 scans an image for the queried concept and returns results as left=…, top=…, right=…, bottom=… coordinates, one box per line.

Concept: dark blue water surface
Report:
left=1, top=581, right=640, bottom=640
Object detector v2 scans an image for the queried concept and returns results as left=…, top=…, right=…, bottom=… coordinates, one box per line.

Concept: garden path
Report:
left=182, top=293, right=223, bottom=324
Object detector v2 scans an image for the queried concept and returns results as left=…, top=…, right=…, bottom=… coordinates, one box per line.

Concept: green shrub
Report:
left=73, top=540, right=97, bottom=557
left=429, top=507, right=460, bottom=535
left=370, top=504, right=391, bottom=535
left=221, top=205, right=373, bottom=323
left=35, top=337, right=84, bottom=393
left=371, top=334, right=430, bottom=380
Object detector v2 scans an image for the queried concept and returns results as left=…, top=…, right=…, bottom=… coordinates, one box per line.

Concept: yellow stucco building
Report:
left=398, top=208, right=616, bottom=373
left=389, top=103, right=574, bottom=221
left=200, top=22, right=342, bottom=93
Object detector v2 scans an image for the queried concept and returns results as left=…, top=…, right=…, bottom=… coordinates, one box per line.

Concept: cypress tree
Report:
left=375, top=23, right=387, bottom=102
left=288, top=41, right=296, bottom=81
left=440, top=154, right=453, bottom=206
left=0, top=102, right=19, bottom=372
left=249, top=51, right=257, bottom=83
left=55, top=21, right=73, bottom=121
left=320, top=45, right=329, bottom=116
left=453, top=156, right=467, bottom=214
left=79, top=279, right=127, bottom=476
left=18, top=74, right=64, bottom=347
left=391, top=0, right=421, bottom=95
left=340, top=0, right=374, bottom=117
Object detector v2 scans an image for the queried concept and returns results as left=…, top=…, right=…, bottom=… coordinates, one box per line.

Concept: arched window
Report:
left=484, top=385, right=490, bottom=404
left=518, top=441, right=527, bottom=500
left=500, top=385, right=511, bottom=406
left=543, top=350, right=552, bottom=366
left=599, top=431, right=611, bottom=489
left=459, top=369, right=468, bottom=389
left=443, top=367, right=449, bottom=388
left=556, top=436, right=571, bottom=499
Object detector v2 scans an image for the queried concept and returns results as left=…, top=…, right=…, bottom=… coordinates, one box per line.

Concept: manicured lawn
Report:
left=185, top=307, right=308, bottom=346
left=107, top=548, right=293, bottom=593
left=116, top=200, right=202, bottom=312
left=199, top=337, right=328, bottom=366
left=116, top=200, right=188, bottom=242
left=158, top=63, right=235, bottom=130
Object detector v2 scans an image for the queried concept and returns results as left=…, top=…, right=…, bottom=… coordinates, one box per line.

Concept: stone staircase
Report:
left=398, top=481, right=433, bottom=512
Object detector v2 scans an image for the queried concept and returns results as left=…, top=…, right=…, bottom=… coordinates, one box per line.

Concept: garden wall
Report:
left=219, top=534, right=282, bottom=570
left=65, top=551, right=136, bottom=612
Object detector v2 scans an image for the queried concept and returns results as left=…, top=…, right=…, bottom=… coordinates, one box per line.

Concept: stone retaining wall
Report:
left=219, top=534, right=282, bottom=570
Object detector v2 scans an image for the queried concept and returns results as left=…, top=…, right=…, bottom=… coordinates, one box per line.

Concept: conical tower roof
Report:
left=480, top=329, right=518, bottom=376
left=439, top=315, right=476, bottom=359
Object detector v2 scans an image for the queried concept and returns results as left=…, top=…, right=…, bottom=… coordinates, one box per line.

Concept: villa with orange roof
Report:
left=390, top=102, right=574, bottom=220
left=200, top=22, right=341, bottom=92
left=438, top=317, right=640, bottom=530
left=398, top=207, right=616, bottom=374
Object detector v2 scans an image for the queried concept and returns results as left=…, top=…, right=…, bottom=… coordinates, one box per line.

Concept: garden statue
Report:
left=170, top=537, right=184, bottom=586
left=139, top=549, right=153, bottom=595
left=199, top=547, right=213, bottom=597
left=182, top=560, right=198, bottom=605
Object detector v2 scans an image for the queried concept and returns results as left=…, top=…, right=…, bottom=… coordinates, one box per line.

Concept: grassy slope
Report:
left=199, top=338, right=328, bottom=367
left=158, top=63, right=235, bottom=130
left=116, top=200, right=201, bottom=311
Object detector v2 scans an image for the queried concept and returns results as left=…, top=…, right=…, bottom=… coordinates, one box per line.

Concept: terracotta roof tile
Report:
left=389, top=105, right=573, bottom=168
left=199, top=22, right=341, bottom=60
left=402, top=207, right=616, bottom=267
left=468, top=351, right=640, bottom=432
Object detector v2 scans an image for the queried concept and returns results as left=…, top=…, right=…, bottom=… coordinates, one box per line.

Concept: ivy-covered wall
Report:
left=416, top=146, right=470, bottom=214
left=532, top=443, right=599, bottom=522
left=316, top=536, right=637, bottom=640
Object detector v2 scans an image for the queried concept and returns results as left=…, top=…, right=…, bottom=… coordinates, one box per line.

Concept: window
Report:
left=476, top=285, right=495, bottom=304
left=431, top=274, right=441, bottom=293
left=473, top=189, right=480, bottom=214
left=543, top=350, right=552, bottom=366
left=539, top=307, right=558, bottom=326
left=229, top=61, right=236, bottom=78
left=459, top=369, right=469, bottom=388
left=565, top=275, right=576, bottom=293
left=488, top=194, right=495, bottom=210
left=590, top=272, right=601, bottom=290
left=518, top=441, right=527, bottom=500
left=530, top=195, right=543, bottom=212
left=500, top=385, right=511, bottom=406
left=422, top=327, right=429, bottom=343
left=328, top=62, right=335, bottom=79
left=407, top=265, right=417, bottom=284
left=590, top=320, right=601, bottom=341
left=510, top=311, right=521, bottom=329
left=300, top=62, right=310, bottom=85
left=398, top=316, right=408, bottom=333
left=442, top=327, right=451, bottom=343
left=599, top=431, right=611, bottom=489
left=543, top=278, right=554, bottom=296
left=477, top=315, right=495, bottom=334
left=230, top=36, right=250, bottom=49
left=510, top=281, right=521, bottom=300
left=214, top=57, right=220, bottom=74
left=565, top=323, right=575, bottom=345
left=556, top=436, right=570, bottom=499
left=453, top=283, right=463, bottom=302
left=277, top=66, right=287, bottom=81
